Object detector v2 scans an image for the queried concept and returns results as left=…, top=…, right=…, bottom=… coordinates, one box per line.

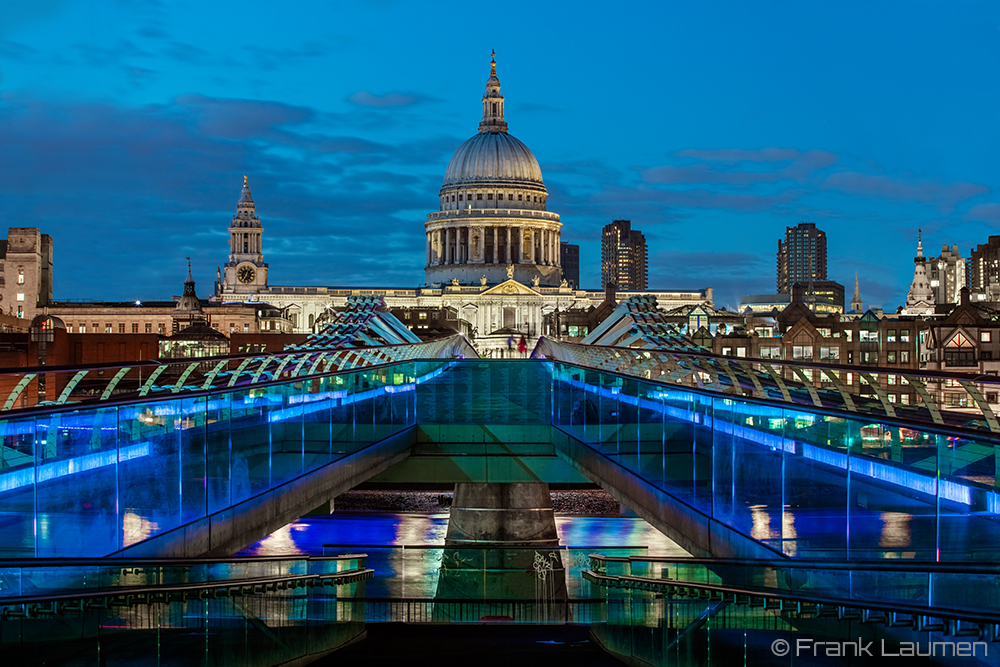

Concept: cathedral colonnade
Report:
left=425, top=221, right=561, bottom=269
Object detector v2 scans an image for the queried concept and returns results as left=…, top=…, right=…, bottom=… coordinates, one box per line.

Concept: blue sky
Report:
left=1, top=1, right=998, bottom=310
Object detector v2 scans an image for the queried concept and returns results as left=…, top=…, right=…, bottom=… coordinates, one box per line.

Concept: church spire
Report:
left=479, top=49, right=508, bottom=134
left=851, top=272, right=863, bottom=313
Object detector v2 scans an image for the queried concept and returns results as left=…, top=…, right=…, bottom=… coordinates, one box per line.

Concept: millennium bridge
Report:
left=2, top=302, right=1000, bottom=665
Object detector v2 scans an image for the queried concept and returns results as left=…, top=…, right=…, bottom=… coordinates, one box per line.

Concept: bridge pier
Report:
left=437, top=482, right=567, bottom=603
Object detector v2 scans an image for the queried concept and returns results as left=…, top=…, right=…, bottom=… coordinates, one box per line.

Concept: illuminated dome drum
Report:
left=425, top=53, right=562, bottom=288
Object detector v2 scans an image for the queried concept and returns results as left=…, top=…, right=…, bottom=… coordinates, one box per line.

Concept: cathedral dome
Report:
left=443, top=132, right=543, bottom=186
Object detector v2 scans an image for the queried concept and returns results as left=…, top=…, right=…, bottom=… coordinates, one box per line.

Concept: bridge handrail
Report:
left=535, top=337, right=1000, bottom=437
left=585, top=554, right=1000, bottom=632
left=0, top=335, right=476, bottom=416
left=582, top=569, right=1000, bottom=636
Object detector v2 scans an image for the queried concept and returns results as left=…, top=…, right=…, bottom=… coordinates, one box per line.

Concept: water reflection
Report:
left=240, top=512, right=691, bottom=600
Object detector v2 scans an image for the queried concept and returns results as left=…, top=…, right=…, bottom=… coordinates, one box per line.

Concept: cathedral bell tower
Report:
left=222, top=175, right=268, bottom=295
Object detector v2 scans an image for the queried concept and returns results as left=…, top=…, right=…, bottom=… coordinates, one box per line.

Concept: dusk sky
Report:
left=1, top=1, right=998, bottom=310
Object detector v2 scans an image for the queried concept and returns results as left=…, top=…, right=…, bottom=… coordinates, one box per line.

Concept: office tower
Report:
left=968, top=236, right=1000, bottom=300
left=777, top=222, right=826, bottom=293
left=927, top=244, right=966, bottom=306
left=601, top=220, right=647, bottom=290
left=560, top=242, right=579, bottom=288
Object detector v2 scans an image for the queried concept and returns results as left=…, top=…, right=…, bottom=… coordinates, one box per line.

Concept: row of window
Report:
left=65, top=323, right=166, bottom=334
left=752, top=346, right=912, bottom=364
left=63, top=322, right=254, bottom=335
left=443, top=193, right=545, bottom=204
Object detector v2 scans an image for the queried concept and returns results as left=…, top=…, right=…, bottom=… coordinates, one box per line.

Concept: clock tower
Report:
left=222, top=175, right=268, bottom=294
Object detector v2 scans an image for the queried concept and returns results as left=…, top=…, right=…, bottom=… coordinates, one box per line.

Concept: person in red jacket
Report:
left=517, top=334, right=527, bottom=356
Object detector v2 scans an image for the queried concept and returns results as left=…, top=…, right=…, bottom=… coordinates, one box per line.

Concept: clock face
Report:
left=237, top=266, right=256, bottom=284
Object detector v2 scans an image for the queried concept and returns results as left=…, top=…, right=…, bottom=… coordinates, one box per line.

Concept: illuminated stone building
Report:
left=0, top=227, right=53, bottom=322
left=215, top=54, right=712, bottom=356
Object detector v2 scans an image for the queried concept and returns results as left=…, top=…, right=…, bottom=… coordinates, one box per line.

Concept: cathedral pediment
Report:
left=481, top=279, right=540, bottom=296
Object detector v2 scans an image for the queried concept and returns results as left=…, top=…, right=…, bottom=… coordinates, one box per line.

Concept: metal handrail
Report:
left=0, top=335, right=475, bottom=417
left=0, top=569, right=374, bottom=615
left=537, top=337, right=1000, bottom=439
left=583, top=569, right=1000, bottom=632
left=586, top=555, right=1000, bottom=575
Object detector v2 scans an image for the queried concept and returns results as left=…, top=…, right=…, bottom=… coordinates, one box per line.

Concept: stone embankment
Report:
left=334, top=489, right=620, bottom=514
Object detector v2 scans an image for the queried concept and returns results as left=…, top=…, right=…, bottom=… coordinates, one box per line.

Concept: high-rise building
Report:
left=968, top=236, right=1000, bottom=301
left=601, top=220, right=647, bottom=290
left=560, top=242, right=579, bottom=288
left=927, top=244, right=966, bottom=306
left=776, top=222, right=827, bottom=294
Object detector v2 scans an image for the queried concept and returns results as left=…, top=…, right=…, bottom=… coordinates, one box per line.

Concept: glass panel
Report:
left=118, top=401, right=180, bottom=549
left=0, top=415, right=35, bottom=557
left=205, top=391, right=231, bottom=514
left=35, top=407, right=119, bottom=556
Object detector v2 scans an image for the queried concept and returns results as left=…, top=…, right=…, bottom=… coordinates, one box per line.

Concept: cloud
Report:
left=677, top=148, right=811, bottom=163
left=823, top=172, right=989, bottom=207
left=593, top=185, right=800, bottom=213
left=643, top=148, right=837, bottom=186
left=0, top=94, right=456, bottom=300
left=349, top=91, right=428, bottom=108
left=642, top=163, right=781, bottom=186
left=964, top=202, right=1000, bottom=223
left=175, top=94, right=315, bottom=138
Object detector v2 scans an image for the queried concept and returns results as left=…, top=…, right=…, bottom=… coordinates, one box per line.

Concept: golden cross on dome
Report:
left=243, top=175, right=248, bottom=187
left=491, top=49, right=496, bottom=76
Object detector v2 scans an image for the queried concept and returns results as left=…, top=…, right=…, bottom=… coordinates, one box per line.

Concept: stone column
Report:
left=447, top=227, right=453, bottom=264
left=493, top=226, right=498, bottom=264
left=506, top=226, right=512, bottom=264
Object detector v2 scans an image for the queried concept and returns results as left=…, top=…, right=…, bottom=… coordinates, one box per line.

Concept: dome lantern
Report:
left=479, top=49, right=508, bottom=134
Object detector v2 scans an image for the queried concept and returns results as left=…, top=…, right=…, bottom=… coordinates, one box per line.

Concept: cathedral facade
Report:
left=216, top=55, right=712, bottom=356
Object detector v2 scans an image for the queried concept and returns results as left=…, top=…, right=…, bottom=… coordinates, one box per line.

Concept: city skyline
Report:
left=0, top=2, right=998, bottom=309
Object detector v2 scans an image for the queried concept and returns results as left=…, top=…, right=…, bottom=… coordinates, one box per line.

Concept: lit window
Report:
left=887, top=330, right=896, bottom=342
left=244, top=323, right=249, bottom=333
left=145, top=323, right=152, bottom=334
left=17, top=271, right=24, bottom=285
left=15, top=293, right=24, bottom=302
left=900, top=330, right=910, bottom=342
left=900, top=351, right=910, bottom=363
left=16, top=306, right=22, bottom=317
left=158, top=323, right=165, bottom=335
left=93, top=323, right=99, bottom=333
left=982, top=331, right=992, bottom=342
left=792, top=345, right=813, bottom=360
